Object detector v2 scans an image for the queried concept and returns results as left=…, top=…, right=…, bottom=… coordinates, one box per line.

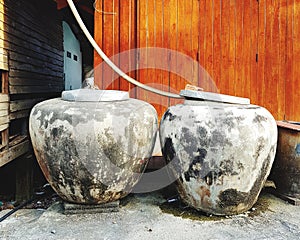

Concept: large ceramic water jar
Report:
left=160, top=90, right=277, bottom=215
left=29, top=89, right=158, bottom=204
left=269, top=121, right=300, bottom=199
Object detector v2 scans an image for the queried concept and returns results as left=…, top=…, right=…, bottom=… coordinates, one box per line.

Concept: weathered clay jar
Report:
left=160, top=99, right=277, bottom=215
left=29, top=89, right=157, bottom=204
left=269, top=121, right=300, bottom=198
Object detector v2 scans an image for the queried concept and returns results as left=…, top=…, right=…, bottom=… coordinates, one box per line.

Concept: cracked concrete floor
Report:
left=0, top=190, right=300, bottom=240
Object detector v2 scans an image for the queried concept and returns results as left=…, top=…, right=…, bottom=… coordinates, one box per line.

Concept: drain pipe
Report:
left=0, top=198, right=35, bottom=222
left=66, top=0, right=181, bottom=99
left=0, top=183, right=52, bottom=222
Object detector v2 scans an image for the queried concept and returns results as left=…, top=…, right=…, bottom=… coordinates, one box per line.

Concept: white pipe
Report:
left=66, top=0, right=181, bottom=99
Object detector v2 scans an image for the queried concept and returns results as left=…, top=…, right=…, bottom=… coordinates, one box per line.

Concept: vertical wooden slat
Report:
left=285, top=0, right=294, bottom=120
left=264, top=0, right=280, bottom=118
left=243, top=0, right=251, bottom=99
left=102, top=0, right=114, bottom=89
left=221, top=0, right=231, bottom=94
left=119, top=0, right=136, bottom=98
left=111, top=0, right=120, bottom=90
left=102, top=0, right=120, bottom=90
left=250, top=0, right=259, bottom=105
left=257, top=0, right=266, bottom=106
left=235, top=0, right=244, bottom=97
left=291, top=0, right=300, bottom=120
left=278, top=0, right=287, bottom=120
left=213, top=0, right=222, bottom=93
left=94, top=0, right=103, bottom=88
left=228, top=0, right=236, bottom=96
left=137, top=0, right=149, bottom=101
left=198, top=1, right=207, bottom=89
left=146, top=0, right=162, bottom=116
left=154, top=0, right=169, bottom=118
left=177, top=0, right=192, bottom=89
left=168, top=0, right=179, bottom=106
left=162, top=0, right=171, bottom=109
left=119, top=0, right=129, bottom=92
left=176, top=0, right=185, bottom=91
left=198, top=0, right=211, bottom=91
left=205, top=0, right=214, bottom=92
left=130, top=0, right=137, bottom=99
left=191, top=0, right=200, bottom=87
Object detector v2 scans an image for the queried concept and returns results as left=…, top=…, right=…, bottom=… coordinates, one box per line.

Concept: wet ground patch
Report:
left=159, top=190, right=271, bottom=221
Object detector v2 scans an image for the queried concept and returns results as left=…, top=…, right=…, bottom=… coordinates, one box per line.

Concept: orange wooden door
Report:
left=94, top=0, right=300, bottom=121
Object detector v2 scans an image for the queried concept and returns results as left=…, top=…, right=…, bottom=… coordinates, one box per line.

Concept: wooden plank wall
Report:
left=3, top=0, right=64, bottom=96
left=0, top=0, right=64, bottom=167
left=94, top=0, right=137, bottom=97
left=95, top=0, right=300, bottom=121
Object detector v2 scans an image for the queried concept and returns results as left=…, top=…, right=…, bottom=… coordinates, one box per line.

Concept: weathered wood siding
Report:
left=3, top=0, right=64, bottom=95
left=0, top=0, right=64, bottom=167
left=95, top=0, right=300, bottom=121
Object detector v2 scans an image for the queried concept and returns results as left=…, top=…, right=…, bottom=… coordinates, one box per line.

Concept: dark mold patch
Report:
left=181, top=127, right=198, bottom=153
left=204, top=171, right=222, bottom=186
left=162, top=138, right=183, bottom=175
left=197, top=148, right=208, bottom=160
left=247, top=145, right=276, bottom=205
left=219, top=158, right=244, bottom=176
left=253, top=137, right=266, bottom=160
left=199, top=139, right=209, bottom=148
left=42, top=127, right=112, bottom=203
left=218, top=189, right=248, bottom=208
left=184, top=172, right=190, bottom=182
left=162, top=138, right=176, bottom=164
left=222, top=118, right=235, bottom=131
left=253, top=114, right=268, bottom=123
left=51, top=127, right=58, bottom=138
left=218, top=145, right=275, bottom=212
left=211, top=130, right=233, bottom=147
left=184, top=148, right=208, bottom=180
left=163, top=109, right=176, bottom=121
left=197, top=126, right=208, bottom=138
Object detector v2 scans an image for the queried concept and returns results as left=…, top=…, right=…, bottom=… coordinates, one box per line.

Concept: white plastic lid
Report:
left=62, top=89, right=129, bottom=102
left=180, top=90, right=250, bottom=105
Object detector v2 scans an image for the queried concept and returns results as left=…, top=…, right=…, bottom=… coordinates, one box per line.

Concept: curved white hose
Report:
left=66, top=0, right=181, bottom=99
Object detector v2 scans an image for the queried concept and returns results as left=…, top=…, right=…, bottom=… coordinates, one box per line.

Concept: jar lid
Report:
left=180, top=90, right=250, bottom=105
left=62, top=89, right=129, bottom=102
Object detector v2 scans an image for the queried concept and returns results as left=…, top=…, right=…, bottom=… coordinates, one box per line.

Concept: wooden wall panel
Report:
left=2, top=0, right=64, bottom=96
left=94, top=0, right=103, bottom=89
left=95, top=0, right=300, bottom=121
left=0, top=0, right=64, bottom=167
left=167, top=0, right=179, bottom=107
left=136, top=0, right=150, bottom=103
left=295, top=0, right=300, bottom=120
left=262, top=0, right=281, bottom=118
left=249, top=0, right=259, bottom=105
left=102, top=0, right=120, bottom=90
left=119, top=0, right=136, bottom=98
left=288, top=0, right=300, bottom=121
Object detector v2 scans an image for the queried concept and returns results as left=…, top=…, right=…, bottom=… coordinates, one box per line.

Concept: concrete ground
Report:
left=0, top=188, right=300, bottom=240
